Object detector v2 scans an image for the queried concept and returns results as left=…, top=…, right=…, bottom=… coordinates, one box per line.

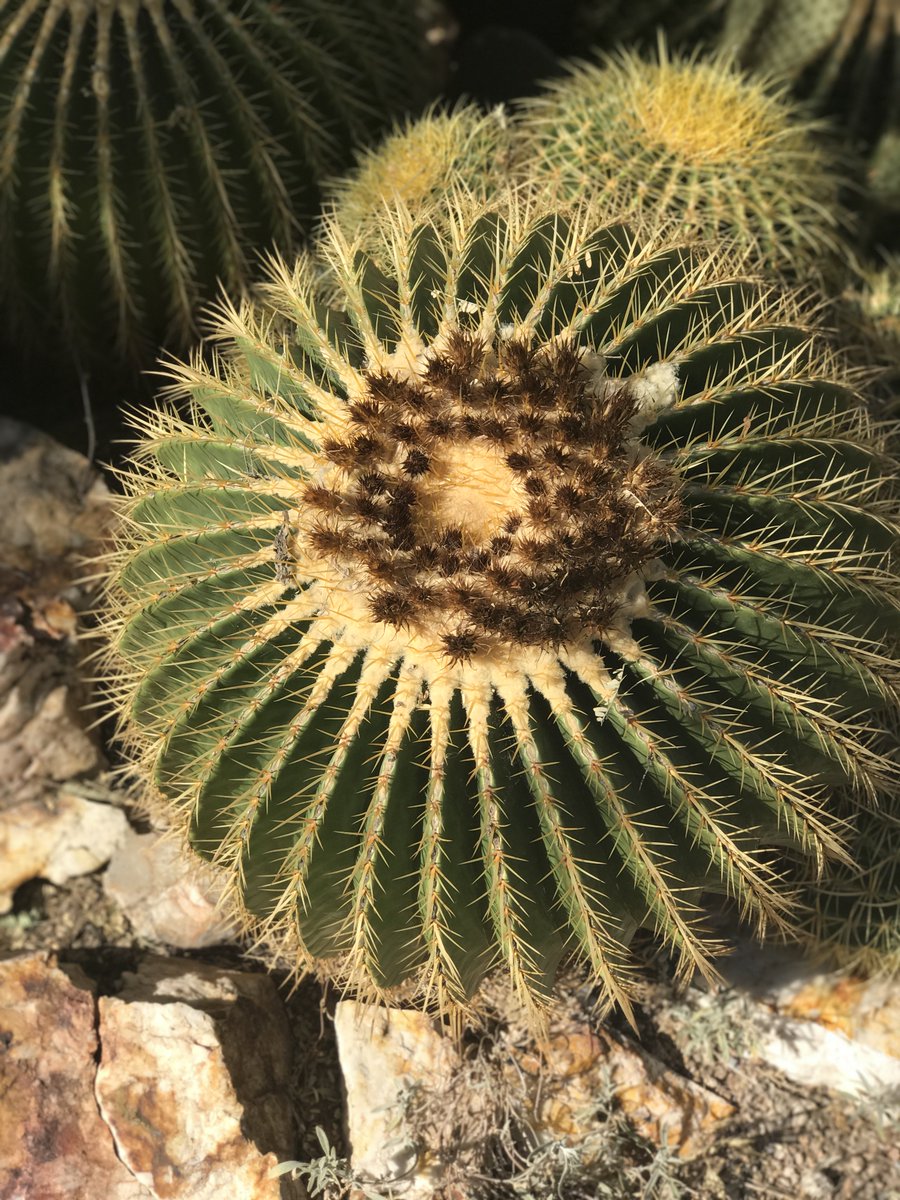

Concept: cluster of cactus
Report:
left=104, top=185, right=900, bottom=1017
left=0, top=0, right=427, bottom=364
left=515, top=48, right=848, bottom=273
left=333, top=52, right=849, bottom=277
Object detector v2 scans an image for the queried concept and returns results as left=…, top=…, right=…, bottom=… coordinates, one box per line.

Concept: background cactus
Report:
left=0, top=0, right=427, bottom=365
left=574, top=0, right=723, bottom=50
left=720, top=0, right=898, bottom=139
left=869, top=129, right=900, bottom=227
left=328, top=105, right=510, bottom=244
left=840, top=253, right=900, bottom=409
left=720, top=0, right=900, bottom=247
left=103, top=189, right=900, bottom=1020
left=805, top=804, right=900, bottom=975
left=516, top=48, right=848, bottom=273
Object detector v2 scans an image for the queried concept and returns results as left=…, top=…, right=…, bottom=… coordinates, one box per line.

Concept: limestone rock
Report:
left=720, top=944, right=900, bottom=1099
left=0, top=422, right=113, bottom=890
left=102, top=828, right=238, bottom=949
left=723, top=943, right=900, bottom=1059
left=0, top=951, right=299, bottom=1200
left=335, top=998, right=733, bottom=1198
left=335, top=1003, right=459, bottom=1198
left=0, top=418, right=111, bottom=572
left=748, top=1012, right=900, bottom=1102
left=511, top=1023, right=735, bottom=1158
left=0, top=950, right=150, bottom=1199
left=96, top=957, right=299, bottom=1200
left=0, top=614, right=104, bottom=809
left=0, top=791, right=128, bottom=913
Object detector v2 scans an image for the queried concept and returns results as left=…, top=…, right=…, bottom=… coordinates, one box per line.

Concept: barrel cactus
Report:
left=329, top=105, right=509, bottom=244
left=0, top=0, right=427, bottom=364
left=104, top=190, right=900, bottom=1020
left=806, top=803, right=900, bottom=976
left=869, top=129, right=900, bottom=230
left=841, top=254, right=900, bottom=408
left=516, top=48, right=847, bottom=273
left=574, top=0, right=723, bottom=49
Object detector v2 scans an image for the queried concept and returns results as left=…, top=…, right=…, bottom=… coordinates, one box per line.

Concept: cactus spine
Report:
left=104, top=189, right=900, bottom=1020
left=0, top=0, right=427, bottom=363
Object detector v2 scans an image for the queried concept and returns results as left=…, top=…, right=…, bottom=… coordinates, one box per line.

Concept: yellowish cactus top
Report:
left=616, top=54, right=793, bottom=166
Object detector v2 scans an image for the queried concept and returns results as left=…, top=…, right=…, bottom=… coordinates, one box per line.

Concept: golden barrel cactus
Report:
left=104, top=190, right=900, bottom=1019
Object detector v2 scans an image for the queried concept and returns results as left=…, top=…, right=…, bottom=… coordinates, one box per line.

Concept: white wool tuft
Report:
left=628, top=362, right=680, bottom=431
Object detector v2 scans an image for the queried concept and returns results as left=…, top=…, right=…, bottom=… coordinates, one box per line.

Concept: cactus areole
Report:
left=106, top=196, right=900, bottom=1020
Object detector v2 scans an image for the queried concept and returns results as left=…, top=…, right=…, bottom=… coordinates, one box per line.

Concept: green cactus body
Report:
left=868, top=127, right=900, bottom=228
left=105, top=191, right=900, bottom=1019
left=808, top=803, right=900, bottom=974
left=516, top=48, right=847, bottom=273
left=0, top=0, right=426, bottom=363
left=721, top=0, right=900, bottom=233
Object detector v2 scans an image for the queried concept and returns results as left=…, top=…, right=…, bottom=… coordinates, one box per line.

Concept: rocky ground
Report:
left=1, top=418, right=899, bottom=1200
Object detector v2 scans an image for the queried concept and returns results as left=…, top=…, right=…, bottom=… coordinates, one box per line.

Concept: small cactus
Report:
left=859, top=254, right=900, bottom=344
left=0, top=0, right=427, bottom=364
left=104, top=189, right=900, bottom=1020
left=838, top=254, right=900, bottom=411
left=329, top=105, right=510, bottom=242
left=516, top=47, right=848, bottom=272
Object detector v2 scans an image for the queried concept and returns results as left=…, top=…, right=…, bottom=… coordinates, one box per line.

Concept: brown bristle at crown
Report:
left=299, top=330, right=682, bottom=661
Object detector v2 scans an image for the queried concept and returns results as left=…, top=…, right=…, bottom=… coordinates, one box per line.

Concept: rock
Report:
left=0, top=621, right=104, bottom=807
left=0, top=422, right=115, bottom=901
left=102, top=828, right=238, bottom=950
left=0, top=951, right=150, bottom=1199
left=334, top=998, right=734, bottom=1198
left=0, top=951, right=299, bottom=1200
left=720, top=941, right=900, bottom=1099
left=96, top=957, right=299, bottom=1200
left=748, top=1012, right=900, bottom=1102
left=723, top=942, right=900, bottom=1059
left=0, top=418, right=111, bottom=572
left=335, top=1003, right=460, bottom=1198
left=511, top=1023, right=735, bottom=1159
left=0, top=790, right=128, bottom=913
